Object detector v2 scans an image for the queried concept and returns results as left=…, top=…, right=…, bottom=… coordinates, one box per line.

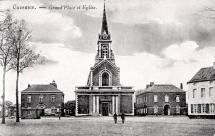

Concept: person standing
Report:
left=113, top=113, right=117, bottom=124
left=121, top=113, right=125, bottom=124
left=58, top=111, right=61, bottom=120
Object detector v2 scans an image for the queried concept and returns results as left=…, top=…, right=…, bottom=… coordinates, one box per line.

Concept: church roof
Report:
left=101, top=2, right=109, bottom=34
left=137, top=84, right=184, bottom=95
left=92, top=59, right=119, bottom=71
left=22, top=84, right=63, bottom=93
left=188, top=67, right=215, bottom=83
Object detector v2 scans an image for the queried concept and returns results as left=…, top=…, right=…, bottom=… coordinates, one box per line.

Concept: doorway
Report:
left=102, top=103, right=109, bottom=116
left=164, top=105, right=170, bottom=115
left=40, top=109, right=45, bottom=116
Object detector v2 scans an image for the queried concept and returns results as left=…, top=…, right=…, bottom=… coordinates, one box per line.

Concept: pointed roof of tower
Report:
left=101, top=1, right=109, bottom=34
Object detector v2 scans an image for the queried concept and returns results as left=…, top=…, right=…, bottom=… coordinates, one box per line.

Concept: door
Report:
left=40, top=109, right=45, bottom=116
left=102, top=103, right=109, bottom=116
left=164, top=105, right=170, bottom=115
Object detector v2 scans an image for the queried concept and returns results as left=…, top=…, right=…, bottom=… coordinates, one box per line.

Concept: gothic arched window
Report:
left=102, top=72, right=109, bottom=86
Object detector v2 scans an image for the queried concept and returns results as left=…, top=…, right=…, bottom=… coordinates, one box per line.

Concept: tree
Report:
left=0, top=11, right=15, bottom=124
left=9, top=20, right=40, bottom=122
left=64, top=100, right=76, bottom=116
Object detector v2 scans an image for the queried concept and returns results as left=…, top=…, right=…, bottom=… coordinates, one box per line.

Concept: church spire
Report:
left=101, top=0, right=109, bottom=34
left=96, top=0, right=114, bottom=63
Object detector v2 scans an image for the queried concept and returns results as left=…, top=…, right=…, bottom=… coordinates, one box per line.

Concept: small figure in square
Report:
left=58, top=111, right=61, bottom=120
left=121, top=113, right=125, bottom=124
left=113, top=113, right=117, bottom=124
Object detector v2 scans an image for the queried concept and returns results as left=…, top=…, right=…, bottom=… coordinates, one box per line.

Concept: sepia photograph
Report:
left=0, top=0, right=215, bottom=135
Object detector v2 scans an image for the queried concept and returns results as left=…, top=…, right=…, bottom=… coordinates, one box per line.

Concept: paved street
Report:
left=0, top=116, right=215, bottom=136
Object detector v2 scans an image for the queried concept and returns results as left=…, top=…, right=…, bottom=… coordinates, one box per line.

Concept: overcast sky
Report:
left=0, top=0, right=215, bottom=103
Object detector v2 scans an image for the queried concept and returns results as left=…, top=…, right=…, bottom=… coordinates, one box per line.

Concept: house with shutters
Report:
left=136, top=82, right=187, bottom=116
left=187, top=63, right=215, bottom=118
left=21, top=80, right=64, bottom=119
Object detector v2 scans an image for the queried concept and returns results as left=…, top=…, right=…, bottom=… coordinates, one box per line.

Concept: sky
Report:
left=0, top=0, right=215, bottom=103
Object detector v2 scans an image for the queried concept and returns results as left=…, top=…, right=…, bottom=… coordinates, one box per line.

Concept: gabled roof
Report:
left=92, top=59, right=119, bottom=71
left=137, top=84, right=184, bottom=95
left=22, top=84, right=62, bottom=93
left=188, top=67, right=215, bottom=83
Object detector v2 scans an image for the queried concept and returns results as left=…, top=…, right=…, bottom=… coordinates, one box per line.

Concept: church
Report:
left=75, top=3, right=135, bottom=116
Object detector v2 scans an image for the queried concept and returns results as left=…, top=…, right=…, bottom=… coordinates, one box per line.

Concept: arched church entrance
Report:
left=102, top=72, right=109, bottom=86
left=164, top=105, right=170, bottom=115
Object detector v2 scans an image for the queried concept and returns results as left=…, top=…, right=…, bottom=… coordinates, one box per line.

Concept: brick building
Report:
left=75, top=3, right=135, bottom=116
left=21, top=81, right=64, bottom=119
left=187, top=63, right=215, bottom=118
left=136, top=82, right=187, bottom=116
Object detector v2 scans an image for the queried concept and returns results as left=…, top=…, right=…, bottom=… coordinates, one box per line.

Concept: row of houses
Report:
left=135, top=62, right=215, bottom=119
left=20, top=61, right=215, bottom=119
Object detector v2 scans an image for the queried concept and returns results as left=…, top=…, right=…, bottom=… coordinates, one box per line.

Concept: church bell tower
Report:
left=95, top=2, right=115, bottom=63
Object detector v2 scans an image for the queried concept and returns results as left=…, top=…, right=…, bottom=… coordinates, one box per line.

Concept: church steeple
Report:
left=101, top=1, right=109, bottom=34
left=95, top=1, right=115, bottom=63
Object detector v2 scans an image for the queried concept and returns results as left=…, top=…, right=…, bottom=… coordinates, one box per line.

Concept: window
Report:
left=193, top=104, right=198, bottom=113
left=102, top=45, right=108, bottom=58
left=51, top=106, right=57, bottom=113
left=27, top=95, right=31, bottom=103
left=165, top=95, right=169, bottom=102
left=209, top=87, right=213, bottom=97
left=210, top=104, right=215, bottom=114
left=201, top=104, right=206, bottom=113
left=154, top=95, right=158, bottom=102
left=144, top=108, right=147, bottom=114
left=193, top=89, right=196, bottom=98
left=51, top=95, right=55, bottom=102
left=176, top=96, right=180, bottom=102
left=27, top=110, right=31, bottom=115
left=154, top=105, right=158, bottom=114
left=201, top=88, right=205, bottom=98
left=176, top=105, right=180, bottom=114
left=145, top=96, right=147, bottom=102
left=102, top=72, right=109, bottom=86
left=39, top=95, right=43, bottom=103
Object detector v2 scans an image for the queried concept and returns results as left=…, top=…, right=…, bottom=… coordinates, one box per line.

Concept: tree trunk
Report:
left=16, top=46, right=20, bottom=122
left=15, top=69, right=20, bottom=122
left=1, top=65, right=6, bottom=124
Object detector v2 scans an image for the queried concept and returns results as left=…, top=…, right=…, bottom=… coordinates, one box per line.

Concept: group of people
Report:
left=113, top=113, right=125, bottom=124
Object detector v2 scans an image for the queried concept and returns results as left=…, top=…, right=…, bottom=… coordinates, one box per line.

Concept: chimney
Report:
left=150, top=82, right=154, bottom=87
left=50, top=80, right=57, bottom=88
left=213, top=62, right=215, bottom=69
left=28, top=84, right=31, bottom=88
left=180, top=83, right=183, bottom=90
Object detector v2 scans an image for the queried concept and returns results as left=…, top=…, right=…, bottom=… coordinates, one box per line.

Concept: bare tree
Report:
left=9, top=20, right=40, bottom=122
left=0, top=11, right=14, bottom=124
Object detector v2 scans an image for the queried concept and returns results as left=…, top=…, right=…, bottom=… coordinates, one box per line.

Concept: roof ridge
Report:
left=154, top=84, right=174, bottom=86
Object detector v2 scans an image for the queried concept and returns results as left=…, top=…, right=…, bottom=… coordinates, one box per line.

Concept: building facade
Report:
left=75, top=3, right=135, bottom=116
left=136, top=82, right=187, bottom=116
left=187, top=63, right=215, bottom=118
left=21, top=81, right=64, bottom=119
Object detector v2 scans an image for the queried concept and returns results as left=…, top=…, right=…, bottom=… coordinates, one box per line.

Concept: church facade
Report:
left=75, top=4, right=135, bottom=116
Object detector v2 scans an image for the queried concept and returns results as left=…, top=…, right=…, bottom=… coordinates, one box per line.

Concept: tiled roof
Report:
left=22, top=84, right=62, bottom=92
left=137, top=84, right=184, bottom=95
left=188, top=67, right=215, bottom=83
